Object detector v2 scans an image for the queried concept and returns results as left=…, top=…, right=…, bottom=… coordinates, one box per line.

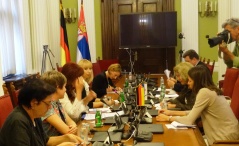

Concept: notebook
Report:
left=104, top=116, right=129, bottom=124
left=90, top=132, right=122, bottom=143
left=135, top=142, right=164, bottom=146
left=138, top=124, right=164, bottom=134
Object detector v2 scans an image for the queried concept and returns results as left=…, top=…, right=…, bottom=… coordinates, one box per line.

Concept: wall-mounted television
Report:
left=119, top=12, right=177, bottom=48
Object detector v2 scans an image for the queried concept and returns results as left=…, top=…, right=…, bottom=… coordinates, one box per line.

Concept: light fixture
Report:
left=198, top=1, right=217, bottom=17
left=63, top=8, right=76, bottom=23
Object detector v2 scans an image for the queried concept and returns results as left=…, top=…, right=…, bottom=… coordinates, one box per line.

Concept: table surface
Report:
left=79, top=74, right=206, bottom=146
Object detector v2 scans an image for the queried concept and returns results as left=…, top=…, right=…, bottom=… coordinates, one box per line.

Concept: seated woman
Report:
left=157, top=66, right=239, bottom=145
left=60, top=62, right=97, bottom=122
left=0, top=79, right=84, bottom=146
left=41, top=71, right=78, bottom=136
left=165, top=62, right=195, bottom=110
left=78, top=59, right=115, bottom=108
left=92, top=63, right=122, bottom=98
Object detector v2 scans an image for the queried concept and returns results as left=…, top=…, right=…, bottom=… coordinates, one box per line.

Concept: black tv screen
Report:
left=119, top=12, right=177, bottom=48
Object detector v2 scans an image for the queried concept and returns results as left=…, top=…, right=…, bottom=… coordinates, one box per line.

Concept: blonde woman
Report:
left=165, top=62, right=195, bottom=110
left=78, top=59, right=105, bottom=108
left=92, top=63, right=122, bottom=98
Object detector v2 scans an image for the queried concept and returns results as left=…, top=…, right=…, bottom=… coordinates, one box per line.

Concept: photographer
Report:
left=219, top=18, right=239, bottom=68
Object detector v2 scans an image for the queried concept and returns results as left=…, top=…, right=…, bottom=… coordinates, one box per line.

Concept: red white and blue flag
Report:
left=76, top=0, right=91, bottom=62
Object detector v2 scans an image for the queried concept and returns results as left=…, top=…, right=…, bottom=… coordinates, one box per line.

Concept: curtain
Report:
left=0, top=0, right=28, bottom=77
left=0, top=0, right=60, bottom=78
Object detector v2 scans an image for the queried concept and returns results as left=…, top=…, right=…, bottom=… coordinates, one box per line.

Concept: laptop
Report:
left=145, top=98, right=160, bottom=104
left=147, top=110, right=158, bottom=116
left=135, top=142, right=164, bottom=146
left=104, top=116, right=129, bottom=125
left=138, top=124, right=164, bottom=134
left=90, top=132, right=122, bottom=143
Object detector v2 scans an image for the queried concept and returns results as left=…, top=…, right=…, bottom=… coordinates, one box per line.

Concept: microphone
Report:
left=100, top=98, right=113, bottom=108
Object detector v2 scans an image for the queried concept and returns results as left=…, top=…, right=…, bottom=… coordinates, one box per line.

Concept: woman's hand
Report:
left=167, top=103, right=176, bottom=108
left=158, top=109, right=171, bottom=116
left=156, top=114, right=169, bottom=122
left=68, top=124, right=78, bottom=135
left=106, top=86, right=114, bottom=92
left=88, top=90, right=97, bottom=100
left=64, top=134, right=86, bottom=146
left=167, top=78, right=176, bottom=88
left=75, top=77, right=84, bottom=92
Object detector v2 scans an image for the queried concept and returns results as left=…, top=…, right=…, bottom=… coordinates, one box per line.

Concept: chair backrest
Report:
left=205, top=60, right=215, bottom=75
left=56, top=63, right=62, bottom=72
left=97, top=59, right=119, bottom=72
left=230, top=76, right=239, bottom=120
left=92, top=62, right=102, bottom=77
left=0, top=94, right=14, bottom=128
left=10, top=82, right=20, bottom=107
left=222, top=68, right=239, bottom=98
left=2, top=83, right=8, bottom=95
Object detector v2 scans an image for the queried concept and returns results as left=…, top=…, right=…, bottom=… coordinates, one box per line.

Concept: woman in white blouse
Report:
left=60, top=62, right=96, bottom=122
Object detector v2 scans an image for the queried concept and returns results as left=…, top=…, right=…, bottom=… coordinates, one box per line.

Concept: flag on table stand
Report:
left=76, top=0, right=91, bottom=62
left=60, top=1, right=71, bottom=65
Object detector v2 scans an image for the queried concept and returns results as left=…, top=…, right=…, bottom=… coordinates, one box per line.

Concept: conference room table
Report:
left=79, top=74, right=207, bottom=146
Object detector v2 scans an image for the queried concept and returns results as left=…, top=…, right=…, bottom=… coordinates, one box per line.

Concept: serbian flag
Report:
left=76, top=0, right=91, bottom=62
left=60, top=2, right=71, bottom=65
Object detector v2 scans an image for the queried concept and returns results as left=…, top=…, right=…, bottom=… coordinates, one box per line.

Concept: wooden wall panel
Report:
left=101, top=0, right=175, bottom=73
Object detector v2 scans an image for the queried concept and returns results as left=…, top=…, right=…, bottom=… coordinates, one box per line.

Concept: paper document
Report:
left=165, top=124, right=188, bottom=129
left=89, top=108, right=111, bottom=113
left=171, top=121, right=196, bottom=128
left=155, top=94, right=178, bottom=98
left=84, top=110, right=125, bottom=120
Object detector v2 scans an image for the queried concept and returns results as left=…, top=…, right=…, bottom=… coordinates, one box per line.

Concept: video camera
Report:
left=208, top=29, right=233, bottom=48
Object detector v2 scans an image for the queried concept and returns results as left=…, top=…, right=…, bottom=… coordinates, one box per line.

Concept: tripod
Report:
left=41, top=45, right=55, bottom=75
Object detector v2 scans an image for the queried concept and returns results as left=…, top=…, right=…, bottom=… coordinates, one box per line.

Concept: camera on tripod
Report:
left=207, top=29, right=233, bottom=48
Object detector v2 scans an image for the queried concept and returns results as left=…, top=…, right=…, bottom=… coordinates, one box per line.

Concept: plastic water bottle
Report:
left=162, top=99, right=168, bottom=109
left=160, top=89, right=165, bottom=101
left=129, top=72, right=132, bottom=81
left=128, top=83, right=133, bottom=94
left=160, top=77, right=164, bottom=88
left=125, top=78, right=129, bottom=88
left=120, top=92, right=125, bottom=103
left=95, top=110, right=102, bottom=127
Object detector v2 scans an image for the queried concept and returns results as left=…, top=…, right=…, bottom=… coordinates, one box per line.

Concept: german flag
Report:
left=60, top=1, right=71, bottom=65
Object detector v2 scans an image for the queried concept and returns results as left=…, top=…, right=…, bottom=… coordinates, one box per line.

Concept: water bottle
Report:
left=95, top=110, right=102, bottom=127
left=125, top=78, right=129, bottom=87
left=160, top=77, right=164, bottom=88
left=161, top=83, right=166, bottom=93
left=124, top=78, right=129, bottom=93
left=162, top=99, right=168, bottom=109
left=128, top=83, right=133, bottom=94
left=129, top=72, right=132, bottom=81
left=120, top=92, right=125, bottom=103
left=160, top=90, right=165, bottom=101
left=79, top=123, right=89, bottom=144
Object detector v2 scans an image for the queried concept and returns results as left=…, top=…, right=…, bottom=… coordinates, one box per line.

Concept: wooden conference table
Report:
left=79, top=74, right=206, bottom=146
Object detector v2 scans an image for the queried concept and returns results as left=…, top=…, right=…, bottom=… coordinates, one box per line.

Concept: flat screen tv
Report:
left=119, top=12, right=177, bottom=48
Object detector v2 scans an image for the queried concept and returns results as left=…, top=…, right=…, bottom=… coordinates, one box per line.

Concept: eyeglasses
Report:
left=41, top=100, right=52, bottom=107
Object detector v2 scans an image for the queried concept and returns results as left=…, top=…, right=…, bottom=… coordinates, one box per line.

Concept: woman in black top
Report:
left=0, top=79, right=84, bottom=146
left=92, top=63, right=122, bottom=98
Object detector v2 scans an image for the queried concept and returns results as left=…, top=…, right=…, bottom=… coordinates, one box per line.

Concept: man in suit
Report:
left=182, top=49, right=205, bottom=66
